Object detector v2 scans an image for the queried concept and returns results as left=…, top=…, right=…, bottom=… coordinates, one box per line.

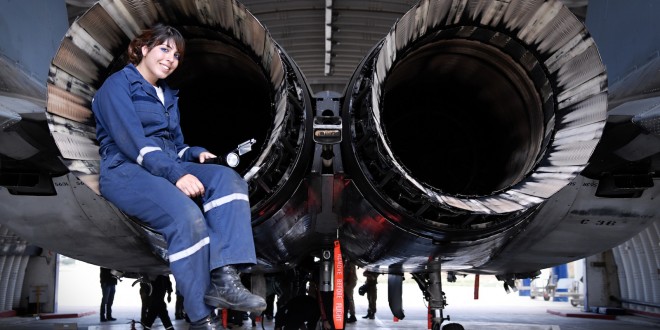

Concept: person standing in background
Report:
left=142, top=275, right=175, bottom=330
left=344, top=260, right=358, bottom=323
left=361, top=271, right=379, bottom=319
left=140, top=280, right=151, bottom=324
left=174, top=287, right=187, bottom=321
left=100, top=267, right=118, bottom=322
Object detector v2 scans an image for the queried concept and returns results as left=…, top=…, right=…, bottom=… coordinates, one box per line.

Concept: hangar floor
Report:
left=1, top=293, right=658, bottom=330
left=0, top=260, right=658, bottom=330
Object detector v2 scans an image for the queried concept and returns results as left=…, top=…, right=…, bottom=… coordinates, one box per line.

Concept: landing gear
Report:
left=411, top=268, right=464, bottom=330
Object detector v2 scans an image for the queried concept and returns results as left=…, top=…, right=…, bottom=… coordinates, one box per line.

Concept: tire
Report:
left=442, top=323, right=465, bottom=330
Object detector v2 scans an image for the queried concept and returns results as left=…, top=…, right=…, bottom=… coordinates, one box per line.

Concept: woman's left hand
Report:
left=199, top=151, right=217, bottom=163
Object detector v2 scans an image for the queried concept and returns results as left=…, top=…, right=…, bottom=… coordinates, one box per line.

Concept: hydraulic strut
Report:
left=412, top=268, right=451, bottom=330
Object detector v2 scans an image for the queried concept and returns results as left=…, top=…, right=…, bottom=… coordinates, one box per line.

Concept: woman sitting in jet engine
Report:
left=91, top=24, right=266, bottom=329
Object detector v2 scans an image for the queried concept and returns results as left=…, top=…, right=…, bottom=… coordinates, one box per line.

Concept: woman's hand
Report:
left=176, top=174, right=205, bottom=197
left=199, top=151, right=217, bottom=163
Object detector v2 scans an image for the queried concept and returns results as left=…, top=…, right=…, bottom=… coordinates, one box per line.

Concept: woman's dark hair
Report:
left=127, top=24, right=185, bottom=64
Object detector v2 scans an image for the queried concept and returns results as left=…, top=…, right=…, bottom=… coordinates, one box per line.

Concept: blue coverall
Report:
left=92, top=64, right=257, bottom=322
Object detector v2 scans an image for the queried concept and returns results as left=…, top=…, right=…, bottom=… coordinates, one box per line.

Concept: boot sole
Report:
left=204, top=295, right=266, bottom=313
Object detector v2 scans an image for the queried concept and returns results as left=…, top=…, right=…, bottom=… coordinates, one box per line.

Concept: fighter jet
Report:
left=0, top=0, right=658, bottom=329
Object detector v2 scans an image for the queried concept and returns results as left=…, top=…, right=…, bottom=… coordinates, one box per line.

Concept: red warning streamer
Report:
left=333, top=240, right=344, bottom=329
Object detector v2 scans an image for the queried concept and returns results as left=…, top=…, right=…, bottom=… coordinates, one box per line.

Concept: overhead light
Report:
left=324, top=0, right=333, bottom=76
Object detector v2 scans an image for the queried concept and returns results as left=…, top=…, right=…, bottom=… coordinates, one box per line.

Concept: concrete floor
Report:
left=1, top=285, right=659, bottom=330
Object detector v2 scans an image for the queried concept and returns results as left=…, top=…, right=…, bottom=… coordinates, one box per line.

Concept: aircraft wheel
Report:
left=442, top=323, right=465, bottom=330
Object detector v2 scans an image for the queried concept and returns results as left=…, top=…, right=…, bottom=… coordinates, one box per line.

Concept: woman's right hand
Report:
left=176, top=174, right=205, bottom=197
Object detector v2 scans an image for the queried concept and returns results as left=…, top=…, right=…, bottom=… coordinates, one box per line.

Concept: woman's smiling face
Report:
left=136, top=39, right=181, bottom=85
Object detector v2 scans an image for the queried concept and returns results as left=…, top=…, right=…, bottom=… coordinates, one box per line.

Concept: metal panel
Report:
left=613, top=221, right=660, bottom=315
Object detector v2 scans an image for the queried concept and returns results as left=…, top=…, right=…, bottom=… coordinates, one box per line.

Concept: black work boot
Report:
left=106, top=306, right=116, bottom=321
left=189, top=314, right=220, bottom=330
left=204, top=265, right=266, bottom=313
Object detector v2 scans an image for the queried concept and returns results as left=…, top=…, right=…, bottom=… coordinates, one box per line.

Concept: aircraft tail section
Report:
left=10, top=0, right=652, bottom=276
